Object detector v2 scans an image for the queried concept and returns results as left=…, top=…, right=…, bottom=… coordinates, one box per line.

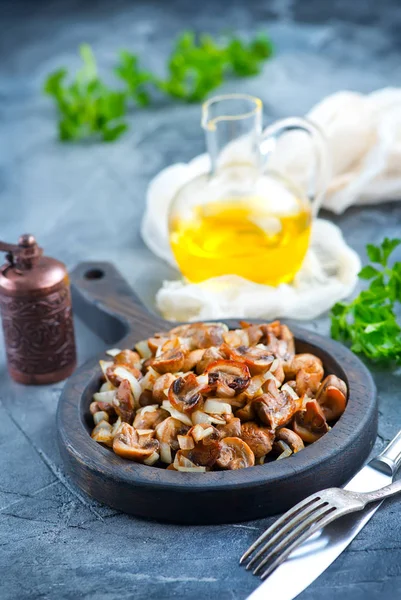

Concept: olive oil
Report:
left=170, top=197, right=312, bottom=285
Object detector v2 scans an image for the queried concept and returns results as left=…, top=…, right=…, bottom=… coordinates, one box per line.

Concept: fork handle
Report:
left=362, top=477, right=401, bottom=505
left=370, top=429, right=401, bottom=476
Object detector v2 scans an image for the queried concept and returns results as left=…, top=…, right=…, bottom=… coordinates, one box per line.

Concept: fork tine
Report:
left=259, top=508, right=338, bottom=580
left=239, top=494, right=321, bottom=565
left=253, top=504, right=333, bottom=575
left=246, top=500, right=326, bottom=571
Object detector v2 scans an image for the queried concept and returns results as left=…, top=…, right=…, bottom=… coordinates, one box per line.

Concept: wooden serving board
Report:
left=57, top=262, right=377, bottom=524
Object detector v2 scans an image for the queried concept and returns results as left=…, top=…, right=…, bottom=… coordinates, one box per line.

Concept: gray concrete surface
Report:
left=1, top=0, right=401, bottom=598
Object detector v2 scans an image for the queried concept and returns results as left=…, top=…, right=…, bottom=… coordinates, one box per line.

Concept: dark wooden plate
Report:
left=57, top=262, right=377, bottom=524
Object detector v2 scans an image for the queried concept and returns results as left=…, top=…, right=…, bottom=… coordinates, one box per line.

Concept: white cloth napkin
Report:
left=141, top=88, right=401, bottom=321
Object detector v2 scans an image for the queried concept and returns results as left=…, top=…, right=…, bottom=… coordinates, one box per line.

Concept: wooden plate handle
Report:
left=69, top=262, right=170, bottom=344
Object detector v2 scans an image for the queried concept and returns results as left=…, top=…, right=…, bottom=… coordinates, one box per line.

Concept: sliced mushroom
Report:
left=113, top=349, right=141, bottom=369
left=168, top=373, right=205, bottom=413
left=235, top=400, right=256, bottom=422
left=106, top=363, right=142, bottom=387
left=253, top=380, right=300, bottom=429
left=91, top=420, right=114, bottom=446
left=155, top=416, right=190, bottom=452
left=133, top=406, right=169, bottom=430
left=230, top=346, right=274, bottom=375
left=316, top=375, right=347, bottom=421
left=215, top=437, right=255, bottom=470
left=217, top=416, right=242, bottom=439
left=188, top=423, right=220, bottom=444
left=113, top=379, right=135, bottom=423
left=90, top=400, right=115, bottom=417
left=241, top=422, right=274, bottom=458
left=261, top=321, right=295, bottom=362
left=169, top=322, right=227, bottom=349
left=293, top=399, right=329, bottom=443
left=275, top=428, right=304, bottom=453
left=195, top=346, right=224, bottom=374
left=183, top=348, right=205, bottom=372
left=152, top=373, right=176, bottom=404
left=205, top=359, right=251, bottom=397
left=284, top=353, right=324, bottom=381
left=239, top=321, right=264, bottom=345
left=113, top=423, right=159, bottom=462
left=179, top=439, right=221, bottom=467
left=138, top=389, right=155, bottom=407
left=151, top=349, right=186, bottom=374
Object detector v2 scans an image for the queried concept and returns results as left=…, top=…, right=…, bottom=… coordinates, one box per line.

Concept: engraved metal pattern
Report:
left=0, top=285, right=76, bottom=375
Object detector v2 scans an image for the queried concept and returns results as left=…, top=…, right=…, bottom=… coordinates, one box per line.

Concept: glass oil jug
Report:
left=168, top=94, right=328, bottom=286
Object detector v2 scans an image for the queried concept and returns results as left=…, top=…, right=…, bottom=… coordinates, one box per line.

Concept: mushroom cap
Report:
left=284, top=353, right=323, bottom=381
left=170, top=322, right=227, bottom=349
left=205, top=359, right=251, bottom=397
left=155, top=416, right=190, bottom=451
left=133, top=406, right=169, bottom=430
left=152, top=373, right=176, bottom=404
left=196, top=346, right=224, bottom=374
left=113, top=423, right=159, bottom=461
left=168, top=373, right=205, bottom=413
left=316, top=375, right=347, bottom=421
left=275, top=427, right=305, bottom=453
left=229, top=346, right=275, bottom=375
left=215, top=437, right=255, bottom=470
left=151, top=349, right=186, bottom=374
left=217, top=416, right=242, bottom=439
left=241, top=421, right=274, bottom=458
left=114, top=349, right=141, bottom=369
left=183, top=349, right=205, bottom=372
left=261, top=321, right=295, bottom=362
left=293, top=399, right=329, bottom=443
left=253, top=380, right=299, bottom=429
left=179, top=438, right=221, bottom=467
left=113, top=379, right=135, bottom=423
left=106, top=363, right=142, bottom=387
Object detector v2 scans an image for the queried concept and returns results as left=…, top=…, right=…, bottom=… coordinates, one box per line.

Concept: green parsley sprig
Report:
left=331, top=238, right=401, bottom=364
left=44, top=30, right=274, bottom=142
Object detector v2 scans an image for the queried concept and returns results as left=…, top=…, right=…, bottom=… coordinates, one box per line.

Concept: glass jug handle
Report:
left=260, top=117, right=330, bottom=217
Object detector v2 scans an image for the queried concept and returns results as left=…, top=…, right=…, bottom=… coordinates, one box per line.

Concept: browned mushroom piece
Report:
left=168, top=373, right=205, bottom=413
left=113, top=423, right=159, bottom=462
left=155, top=416, right=190, bottom=451
left=113, top=379, right=135, bottom=422
left=293, top=399, right=329, bottom=443
left=241, top=422, right=274, bottom=458
left=152, top=373, right=176, bottom=404
left=147, top=337, right=168, bottom=354
left=275, top=428, right=305, bottom=453
left=151, top=348, right=186, bottom=374
left=189, top=423, right=220, bottom=445
left=235, top=400, right=256, bottom=422
left=261, top=321, right=295, bottom=362
left=133, top=406, right=169, bottom=430
left=217, top=416, right=242, bottom=439
left=239, top=321, right=264, bottom=345
left=229, top=346, right=274, bottom=375
left=253, top=380, right=300, bottom=430
left=106, top=363, right=142, bottom=387
left=316, top=375, right=347, bottom=421
left=138, top=390, right=156, bottom=407
left=196, top=346, right=224, bottom=374
left=284, top=353, right=324, bottom=380
left=215, top=437, right=255, bottom=469
left=169, top=322, right=227, bottom=349
left=179, top=438, right=221, bottom=468
left=205, top=359, right=251, bottom=397
left=113, top=349, right=141, bottom=369
left=90, top=400, right=115, bottom=417
left=182, top=348, right=206, bottom=372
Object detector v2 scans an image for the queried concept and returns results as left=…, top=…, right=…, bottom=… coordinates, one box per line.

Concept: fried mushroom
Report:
left=205, top=359, right=251, bottom=397
left=316, top=375, right=347, bottom=421
left=151, top=348, right=186, bottom=374
left=275, top=428, right=304, bottom=453
left=241, top=422, right=274, bottom=458
left=133, top=406, right=169, bottom=430
left=293, top=399, right=329, bottom=443
left=113, top=423, right=159, bottom=462
left=215, top=437, right=255, bottom=470
left=168, top=373, right=205, bottom=413
left=113, top=379, right=135, bottom=423
left=253, top=380, right=300, bottom=429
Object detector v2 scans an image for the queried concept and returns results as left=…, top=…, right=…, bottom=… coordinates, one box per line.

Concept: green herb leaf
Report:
left=330, top=238, right=401, bottom=364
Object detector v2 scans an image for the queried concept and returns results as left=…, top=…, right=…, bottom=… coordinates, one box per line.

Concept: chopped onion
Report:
left=93, top=390, right=116, bottom=404
left=111, top=417, right=122, bottom=437
left=276, top=440, right=293, bottom=460
left=140, top=367, right=161, bottom=392
left=173, top=453, right=197, bottom=470
left=113, top=366, right=142, bottom=406
left=196, top=375, right=208, bottom=386
left=177, top=435, right=195, bottom=450
left=135, top=340, right=152, bottom=359
left=192, top=411, right=226, bottom=426
left=93, top=420, right=111, bottom=432
left=136, top=429, right=155, bottom=436
left=93, top=411, right=109, bottom=425
left=270, top=358, right=280, bottom=373
left=161, top=401, right=192, bottom=426
left=105, top=348, right=122, bottom=357
left=160, top=442, right=173, bottom=464
left=204, top=399, right=232, bottom=415
left=281, top=383, right=299, bottom=400
left=263, top=371, right=281, bottom=387
left=99, top=360, right=113, bottom=377
left=137, top=404, right=159, bottom=415
left=100, top=381, right=114, bottom=393
left=144, top=451, right=160, bottom=466
left=191, top=425, right=213, bottom=443
left=176, top=465, right=206, bottom=472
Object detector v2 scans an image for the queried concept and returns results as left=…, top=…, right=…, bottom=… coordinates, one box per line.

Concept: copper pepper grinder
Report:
left=0, top=234, right=77, bottom=384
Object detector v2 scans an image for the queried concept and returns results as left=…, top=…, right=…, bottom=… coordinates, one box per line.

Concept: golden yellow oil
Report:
left=169, top=197, right=312, bottom=285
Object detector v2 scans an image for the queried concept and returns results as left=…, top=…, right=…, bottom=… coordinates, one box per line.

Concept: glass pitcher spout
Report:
left=202, top=94, right=263, bottom=174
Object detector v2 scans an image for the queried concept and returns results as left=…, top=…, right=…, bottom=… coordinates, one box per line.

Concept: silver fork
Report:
left=240, top=478, right=401, bottom=580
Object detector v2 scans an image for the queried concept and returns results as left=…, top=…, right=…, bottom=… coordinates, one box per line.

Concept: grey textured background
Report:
left=1, top=0, right=401, bottom=599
